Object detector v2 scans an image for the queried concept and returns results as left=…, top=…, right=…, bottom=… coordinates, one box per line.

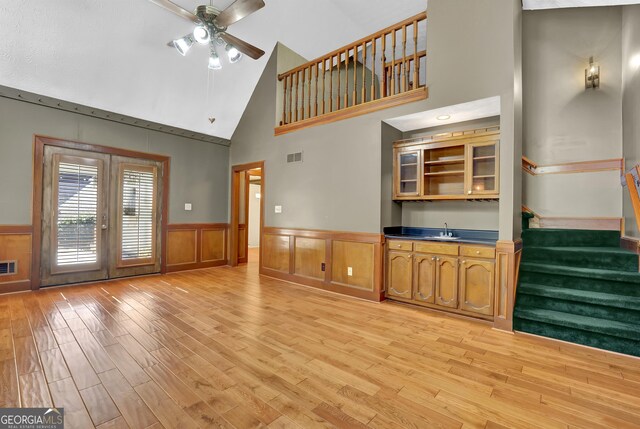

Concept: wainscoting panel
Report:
left=294, top=237, right=326, bottom=280
left=261, top=227, right=384, bottom=301
left=167, top=224, right=228, bottom=272
left=331, top=240, right=375, bottom=291
left=262, top=234, right=290, bottom=273
left=0, top=226, right=33, bottom=293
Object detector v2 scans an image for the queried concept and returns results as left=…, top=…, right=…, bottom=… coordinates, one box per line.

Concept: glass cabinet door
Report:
left=467, top=141, right=499, bottom=195
left=396, top=151, right=420, bottom=196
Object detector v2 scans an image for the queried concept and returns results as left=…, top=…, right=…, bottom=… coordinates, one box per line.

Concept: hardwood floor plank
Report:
left=49, top=377, right=95, bottom=429
left=135, top=380, right=200, bottom=429
left=99, top=368, right=159, bottom=429
left=19, top=371, right=52, bottom=407
left=80, top=384, right=121, bottom=426
left=0, top=359, right=19, bottom=407
left=59, top=341, right=101, bottom=389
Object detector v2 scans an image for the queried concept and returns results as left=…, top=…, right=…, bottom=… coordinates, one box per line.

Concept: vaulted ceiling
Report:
left=0, top=0, right=636, bottom=140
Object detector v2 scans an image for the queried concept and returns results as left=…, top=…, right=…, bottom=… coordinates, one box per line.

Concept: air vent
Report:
left=0, top=261, right=17, bottom=276
left=286, top=152, right=303, bottom=163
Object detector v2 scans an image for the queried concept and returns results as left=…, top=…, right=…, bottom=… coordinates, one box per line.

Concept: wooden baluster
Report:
left=413, top=19, right=418, bottom=90
left=301, top=68, right=306, bottom=120
left=314, top=63, right=319, bottom=117
left=402, top=25, right=407, bottom=93
left=381, top=33, right=386, bottom=98
left=352, top=47, right=357, bottom=106
left=322, top=58, right=326, bottom=115
left=344, top=49, right=349, bottom=109
left=294, top=71, right=299, bottom=122
left=336, top=54, right=340, bottom=111
left=391, top=30, right=396, bottom=96
left=306, top=66, right=311, bottom=119
left=361, top=41, right=366, bottom=104
left=288, top=73, right=293, bottom=123
left=281, top=76, right=287, bottom=125
left=329, top=57, right=334, bottom=113
left=371, top=38, right=376, bottom=101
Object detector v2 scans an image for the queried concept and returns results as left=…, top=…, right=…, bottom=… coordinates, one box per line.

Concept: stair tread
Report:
left=520, top=262, right=640, bottom=283
left=518, top=282, right=640, bottom=310
left=526, top=246, right=635, bottom=255
left=515, top=308, right=640, bottom=341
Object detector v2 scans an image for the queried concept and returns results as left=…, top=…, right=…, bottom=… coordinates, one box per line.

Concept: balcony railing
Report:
left=275, top=12, right=428, bottom=135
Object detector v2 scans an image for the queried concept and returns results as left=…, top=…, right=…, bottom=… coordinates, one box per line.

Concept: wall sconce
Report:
left=585, top=56, right=600, bottom=89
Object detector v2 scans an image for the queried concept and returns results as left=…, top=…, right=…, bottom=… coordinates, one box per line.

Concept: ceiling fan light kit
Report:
left=150, top=0, right=266, bottom=70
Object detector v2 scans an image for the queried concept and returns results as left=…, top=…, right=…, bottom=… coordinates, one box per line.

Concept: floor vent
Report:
left=287, top=152, right=303, bottom=163
left=0, top=261, right=17, bottom=276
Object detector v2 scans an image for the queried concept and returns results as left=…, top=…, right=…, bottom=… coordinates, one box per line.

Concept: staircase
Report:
left=514, top=229, right=640, bottom=357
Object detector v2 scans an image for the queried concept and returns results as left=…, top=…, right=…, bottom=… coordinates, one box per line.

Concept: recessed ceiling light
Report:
left=437, top=115, right=451, bottom=121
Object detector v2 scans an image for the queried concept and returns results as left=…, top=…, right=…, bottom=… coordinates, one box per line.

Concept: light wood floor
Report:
left=2, top=254, right=640, bottom=429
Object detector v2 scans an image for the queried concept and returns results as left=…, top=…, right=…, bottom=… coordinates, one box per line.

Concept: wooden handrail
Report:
left=522, top=157, right=623, bottom=176
left=276, top=12, right=427, bottom=131
left=277, top=12, right=427, bottom=81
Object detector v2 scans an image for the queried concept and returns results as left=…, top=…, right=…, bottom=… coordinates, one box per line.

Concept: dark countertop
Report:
left=383, top=226, right=498, bottom=246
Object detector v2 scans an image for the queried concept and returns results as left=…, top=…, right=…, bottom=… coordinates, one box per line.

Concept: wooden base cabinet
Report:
left=459, top=259, right=495, bottom=316
left=386, top=241, right=496, bottom=320
left=387, top=251, right=413, bottom=299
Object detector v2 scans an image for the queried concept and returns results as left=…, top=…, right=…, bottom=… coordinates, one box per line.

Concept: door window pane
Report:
left=120, top=167, right=156, bottom=262
left=56, top=162, right=99, bottom=266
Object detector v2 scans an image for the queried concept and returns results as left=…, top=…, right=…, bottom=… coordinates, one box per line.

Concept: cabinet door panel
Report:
left=460, top=259, right=495, bottom=316
left=435, top=256, right=458, bottom=308
left=387, top=251, right=413, bottom=299
left=414, top=255, right=436, bottom=303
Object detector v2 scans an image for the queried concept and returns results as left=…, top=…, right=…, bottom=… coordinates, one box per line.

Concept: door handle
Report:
left=101, top=214, right=108, bottom=230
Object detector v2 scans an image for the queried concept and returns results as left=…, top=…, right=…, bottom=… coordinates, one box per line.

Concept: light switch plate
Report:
left=347, top=267, right=353, bottom=276
left=184, top=203, right=192, bottom=211
left=275, top=205, right=282, bottom=213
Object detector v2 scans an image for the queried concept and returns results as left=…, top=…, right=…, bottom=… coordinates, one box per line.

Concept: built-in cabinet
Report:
left=385, top=240, right=496, bottom=320
left=393, top=128, right=500, bottom=200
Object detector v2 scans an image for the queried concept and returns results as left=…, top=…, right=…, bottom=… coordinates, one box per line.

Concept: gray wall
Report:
left=231, top=0, right=522, bottom=239
left=522, top=7, right=623, bottom=218
left=622, top=5, right=640, bottom=238
left=0, top=96, right=229, bottom=225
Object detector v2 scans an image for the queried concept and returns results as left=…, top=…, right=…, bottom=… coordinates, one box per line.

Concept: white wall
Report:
left=622, top=5, right=640, bottom=238
left=248, top=182, right=262, bottom=247
left=523, top=7, right=623, bottom=218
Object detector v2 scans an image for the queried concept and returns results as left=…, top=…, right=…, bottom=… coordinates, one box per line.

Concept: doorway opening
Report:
left=230, top=162, right=264, bottom=267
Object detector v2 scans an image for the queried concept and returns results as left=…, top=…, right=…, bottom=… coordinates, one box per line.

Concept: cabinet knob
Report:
left=431, top=256, right=436, bottom=261
left=461, top=260, right=466, bottom=264
left=467, top=190, right=472, bottom=195
left=476, top=251, right=480, bottom=254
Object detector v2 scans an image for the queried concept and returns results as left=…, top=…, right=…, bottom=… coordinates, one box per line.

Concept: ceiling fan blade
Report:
left=148, top=0, right=200, bottom=24
left=214, top=0, right=265, bottom=27
left=220, top=33, right=265, bottom=60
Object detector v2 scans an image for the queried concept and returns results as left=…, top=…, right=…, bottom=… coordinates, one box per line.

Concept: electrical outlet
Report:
left=347, top=267, right=353, bottom=276
left=184, top=203, right=192, bottom=211
left=321, top=263, right=326, bottom=272
left=275, top=205, right=282, bottom=213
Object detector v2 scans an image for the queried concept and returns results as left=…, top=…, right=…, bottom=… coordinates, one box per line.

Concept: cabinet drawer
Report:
left=461, top=245, right=495, bottom=259
left=414, top=242, right=458, bottom=256
left=387, top=240, right=413, bottom=251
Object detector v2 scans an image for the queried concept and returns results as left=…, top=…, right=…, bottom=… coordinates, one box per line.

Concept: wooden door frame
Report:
left=31, top=135, right=170, bottom=290
left=230, top=161, right=264, bottom=267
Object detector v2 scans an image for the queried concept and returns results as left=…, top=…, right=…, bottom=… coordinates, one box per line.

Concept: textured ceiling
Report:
left=0, top=0, right=426, bottom=140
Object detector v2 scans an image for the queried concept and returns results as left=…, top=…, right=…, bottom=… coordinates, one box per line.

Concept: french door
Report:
left=40, top=146, right=163, bottom=287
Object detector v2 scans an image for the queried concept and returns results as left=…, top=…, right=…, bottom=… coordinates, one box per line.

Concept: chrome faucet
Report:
left=442, top=223, right=448, bottom=237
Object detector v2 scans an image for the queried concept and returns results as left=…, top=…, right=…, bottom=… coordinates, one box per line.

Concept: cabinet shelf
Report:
left=473, top=155, right=496, bottom=161
left=400, top=179, right=418, bottom=182
left=401, top=163, right=418, bottom=166
left=472, top=174, right=495, bottom=179
left=424, top=171, right=464, bottom=176
left=423, top=158, right=464, bottom=166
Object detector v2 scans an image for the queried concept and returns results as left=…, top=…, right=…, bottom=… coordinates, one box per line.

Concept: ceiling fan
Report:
left=149, top=0, right=266, bottom=70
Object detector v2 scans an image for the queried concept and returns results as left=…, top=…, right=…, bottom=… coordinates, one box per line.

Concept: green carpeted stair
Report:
left=513, top=228, right=640, bottom=357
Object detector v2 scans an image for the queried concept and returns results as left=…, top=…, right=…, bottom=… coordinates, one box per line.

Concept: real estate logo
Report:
left=0, top=408, right=64, bottom=429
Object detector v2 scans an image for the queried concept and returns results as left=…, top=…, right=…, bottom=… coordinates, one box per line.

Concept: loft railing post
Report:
left=353, top=47, right=357, bottom=106
left=391, top=30, right=396, bottom=96
left=282, top=75, right=287, bottom=125
left=294, top=71, right=299, bottom=122
left=344, top=49, right=349, bottom=109
left=361, top=42, right=366, bottom=104
left=322, top=59, right=326, bottom=115
left=371, top=37, right=376, bottom=102
left=402, top=25, right=407, bottom=93
left=307, top=65, right=311, bottom=120
left=336, top=54, right=341, bottom=112
left=413, top=20, right=418, bottom=90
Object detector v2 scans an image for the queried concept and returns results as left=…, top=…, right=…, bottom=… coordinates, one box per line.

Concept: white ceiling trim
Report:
left=523, top=0, right=640, bottom=9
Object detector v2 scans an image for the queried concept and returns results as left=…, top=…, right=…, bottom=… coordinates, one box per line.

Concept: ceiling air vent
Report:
left=0, top=261, right=17, bottom=276
left=286, top=152, right=303, bottom=163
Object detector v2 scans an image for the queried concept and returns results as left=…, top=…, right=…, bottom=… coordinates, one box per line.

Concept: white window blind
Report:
left=121, top=168, right=155, bottom=261
left=56, top=162, right=99, bottom=266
